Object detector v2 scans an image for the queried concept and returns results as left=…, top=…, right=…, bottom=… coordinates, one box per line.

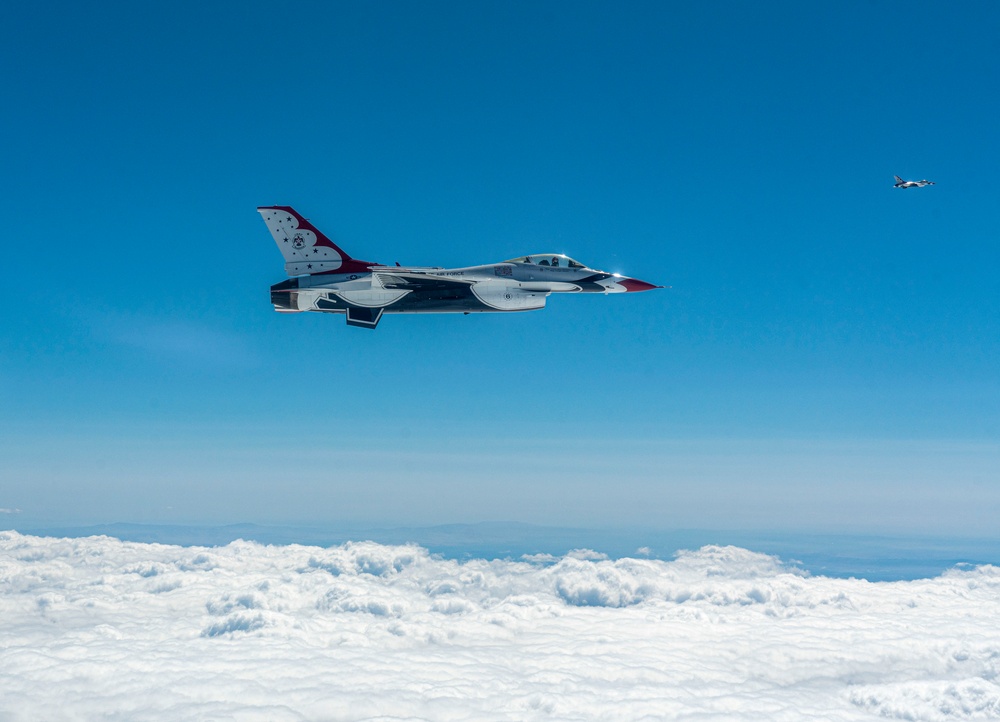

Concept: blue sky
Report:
left=1, top=2, right=998, bottom=536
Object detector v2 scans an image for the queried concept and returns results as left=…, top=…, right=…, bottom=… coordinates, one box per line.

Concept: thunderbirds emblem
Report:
left=292, top=233, right=306, bottom=249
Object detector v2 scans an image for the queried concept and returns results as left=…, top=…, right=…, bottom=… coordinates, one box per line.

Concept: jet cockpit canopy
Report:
left=505, top=253, right=587, bottom=269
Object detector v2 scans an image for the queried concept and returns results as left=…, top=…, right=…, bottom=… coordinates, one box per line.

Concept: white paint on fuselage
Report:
left=470, top=282, right=547, bottom=310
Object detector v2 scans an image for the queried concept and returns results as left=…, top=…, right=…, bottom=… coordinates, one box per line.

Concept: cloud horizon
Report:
left=2, top=531, right=998, bottom=720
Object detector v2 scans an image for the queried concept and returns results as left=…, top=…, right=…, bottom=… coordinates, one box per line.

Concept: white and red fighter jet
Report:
left=260, top=206, right=662, bottom=329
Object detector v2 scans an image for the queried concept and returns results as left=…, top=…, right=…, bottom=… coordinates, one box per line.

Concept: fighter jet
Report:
left=893, top=175, right=935, bottom=189
left=259, top=206, right=661, bottom=329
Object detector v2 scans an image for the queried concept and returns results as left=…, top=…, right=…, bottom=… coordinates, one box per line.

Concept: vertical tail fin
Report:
left=257, top=206, right=376, bottom=276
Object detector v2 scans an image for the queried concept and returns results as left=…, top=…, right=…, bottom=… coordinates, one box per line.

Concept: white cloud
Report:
left=1, top=531, right=999, bottom=721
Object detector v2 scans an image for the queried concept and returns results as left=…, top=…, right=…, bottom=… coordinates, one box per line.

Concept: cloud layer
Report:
left=2, top=531, right=999, bottom=721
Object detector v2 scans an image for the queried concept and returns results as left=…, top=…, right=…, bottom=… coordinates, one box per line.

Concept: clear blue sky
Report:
left=2, top=2, right=998, bottom=535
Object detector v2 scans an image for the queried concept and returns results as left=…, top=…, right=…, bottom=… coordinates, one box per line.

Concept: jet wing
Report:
left=372, top=271, right=478, bottom=301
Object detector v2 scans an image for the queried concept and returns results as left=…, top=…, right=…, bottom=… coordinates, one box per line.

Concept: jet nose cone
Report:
left=619, top=278, right=662, bottom=293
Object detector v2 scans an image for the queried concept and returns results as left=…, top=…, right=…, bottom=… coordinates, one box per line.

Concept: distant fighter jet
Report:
left=894, top=175, right=935, bottom=189
left=259, top=206, right=661, bottom=329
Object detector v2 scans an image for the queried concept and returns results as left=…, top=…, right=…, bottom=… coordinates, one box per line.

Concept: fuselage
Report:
left=271, top=254, right=658, bottom=317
